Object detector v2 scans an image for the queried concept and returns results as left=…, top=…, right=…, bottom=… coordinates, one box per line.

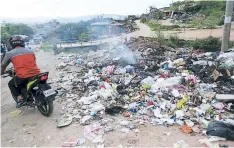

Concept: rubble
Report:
left=51, top=37, right=234, bottom=145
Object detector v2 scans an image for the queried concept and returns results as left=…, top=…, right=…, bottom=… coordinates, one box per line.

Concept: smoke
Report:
left=91, top=18, right=126, bottom=40
left=107, top=40, right=138, bottom=65
left=116, top=44, right=136, bottom=64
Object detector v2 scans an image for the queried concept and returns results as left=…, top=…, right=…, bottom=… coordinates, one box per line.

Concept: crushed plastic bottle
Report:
left=173, top=140, right=189, bottom=148
left=177, top=94, right=189, bottom=109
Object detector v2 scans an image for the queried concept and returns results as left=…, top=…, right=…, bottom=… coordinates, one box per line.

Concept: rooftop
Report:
left=13, top=35, right=29, bottom=38
left=91, top=21, right=123, bottom=26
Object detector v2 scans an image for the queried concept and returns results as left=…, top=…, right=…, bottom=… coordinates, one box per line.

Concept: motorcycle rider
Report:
left=1, top=36, right=41, bottom=108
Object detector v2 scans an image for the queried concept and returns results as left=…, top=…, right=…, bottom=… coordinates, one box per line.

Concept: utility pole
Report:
left=221, top=0, right=234, bottom=52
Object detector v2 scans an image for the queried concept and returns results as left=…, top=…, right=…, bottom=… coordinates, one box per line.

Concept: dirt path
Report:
left=135, top=20, right=234, bottom=41
left=59, top=20, right=234, bottom=49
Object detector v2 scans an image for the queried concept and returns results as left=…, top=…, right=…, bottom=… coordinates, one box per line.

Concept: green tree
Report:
left=78, top=33, right=88, bottom=45
left=1, top=29, right=11, bottom=43
left=57, top=22, right=90, bottom=41
left=87, top=29, right=94, bottom=44
left=1, top=23, right=34, bottom=43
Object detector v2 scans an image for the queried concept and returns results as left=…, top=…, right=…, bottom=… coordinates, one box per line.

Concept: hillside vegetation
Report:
left=142, top=1, right=228, bottom=30
left=1, top=24, right=34, bottom=43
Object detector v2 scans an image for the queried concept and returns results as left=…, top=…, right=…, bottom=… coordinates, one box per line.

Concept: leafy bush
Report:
left=1, top=23, right=34, bottom=43
left=199, top=1, right=226, bottom=11
left=166, top=40, right=177, bottom=48
left=156, top=11, right=163, bottom=20
left=40, top=42, right=52, bottom=51
left=155, top=33, right=233, bottom=52
left=192, top=36, right=221, bottom=52
left=140, top=18, right=147, bottom=23
left=156, top=30, right=166, bottom=44
left=161, top=25, right=180, bottom=30
left=217, top=18, right=224, bottom=26
left=228, top=41, right=234, bottom=49
left=146, top=20, right=160, bottom=30
left=165, top=35, right=192, bottom=48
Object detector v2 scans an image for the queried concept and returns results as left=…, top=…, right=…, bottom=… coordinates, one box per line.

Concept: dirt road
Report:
left=135, top=20, right=234, bottom=41
left=60, top=20, right=234, bottom=49
left=59, top=20, right=154, bottom=48
left=1, top=50, right=234, bottom=147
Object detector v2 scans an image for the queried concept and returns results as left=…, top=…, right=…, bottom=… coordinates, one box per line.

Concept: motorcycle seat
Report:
left=26, top=72, right=49, bottom=91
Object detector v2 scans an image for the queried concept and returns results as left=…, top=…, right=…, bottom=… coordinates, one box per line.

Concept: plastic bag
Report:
left=207, top=121, right=234, bottom=141
left=84, top=123, right=104, bottom=141
left=219, top=58, right=234, bottom=68
left=141, top=76, right=154, bottom=86
left=125, top=65, right=135, bottom=75
left=217, top=52, right=234, bottom=60
left=89, top=102, right=105, bottom=112
left=173, top=140, right=189, bottom=148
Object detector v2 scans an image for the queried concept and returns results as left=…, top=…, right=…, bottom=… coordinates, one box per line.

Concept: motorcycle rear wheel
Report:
left=37, top=98, right=54, bottom=117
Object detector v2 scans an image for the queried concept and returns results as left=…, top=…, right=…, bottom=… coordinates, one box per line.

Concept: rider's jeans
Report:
left=8, top=76, right=29, bottom=99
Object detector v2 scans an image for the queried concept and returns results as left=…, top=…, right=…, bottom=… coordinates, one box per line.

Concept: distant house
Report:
left=91, top=21, right=125, bottom=36
left=33, top=35, right=43, bottom=44
left=162, top=10, right=173, bottom=18
left=14, top=35, right=28, bottom=39
left=13, top=35, right=30, bottom=42
left=161, top=10, right=187, bottom=19
left=111, top=18, right=125, bottom=24
left=159, top=7, right=170, bottom=11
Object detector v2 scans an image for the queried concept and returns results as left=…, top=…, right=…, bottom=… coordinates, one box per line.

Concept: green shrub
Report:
left=161, top=25, right=180, bottom=30
left=40, top=42, right=52, bottom=51
left=192, top=36, right=221, bottom=52
left=146, top=20, right=161, bottom=31
left=229, top=41, right=234, bottom=48
left=156, top=11, right=163, bottom=20
left=140, top=18, right=147, bottom=23
left=156, top=30, right=165, bottom=44
left=165, top=35, right=189, bottom=48
left=166, top=41, right=176, bottom=48
left=188, top=16, right=220, bottom=29
left=146, top=20, right=180, bottom=31
left=217, top=18, right=224, bottom=26
left=165, top=36, right=233, bottom=50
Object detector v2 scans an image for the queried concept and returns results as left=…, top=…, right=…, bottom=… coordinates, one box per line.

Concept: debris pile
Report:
left=51, top=37, right=234, bottom=145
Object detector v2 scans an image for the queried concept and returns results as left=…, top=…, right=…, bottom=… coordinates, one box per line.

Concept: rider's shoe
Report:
left=16, top=100, right=26, bottom=108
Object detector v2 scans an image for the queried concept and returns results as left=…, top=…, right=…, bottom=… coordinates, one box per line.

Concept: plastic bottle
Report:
left=177, top=94, right=189, bottom=109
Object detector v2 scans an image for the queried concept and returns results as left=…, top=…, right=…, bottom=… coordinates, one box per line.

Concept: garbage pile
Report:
left=51, top=37, right=234, bottom=145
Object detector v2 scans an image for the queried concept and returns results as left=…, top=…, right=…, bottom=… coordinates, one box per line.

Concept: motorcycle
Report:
left=4, top=68, right=58, bottom=117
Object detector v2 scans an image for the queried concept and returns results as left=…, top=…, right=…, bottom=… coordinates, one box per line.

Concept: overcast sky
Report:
left=0, top=0, right=175, bottom=18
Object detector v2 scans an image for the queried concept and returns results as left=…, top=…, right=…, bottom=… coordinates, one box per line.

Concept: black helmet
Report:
left=9, top=36, right=25, bottom=49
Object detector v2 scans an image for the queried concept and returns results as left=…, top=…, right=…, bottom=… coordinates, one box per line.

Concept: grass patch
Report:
left=40, top=42, right=52, bottom=51
left=157, top=34, right=234, bottom=52
left=188, top=15, right=223, bottom=29
left=146, top=20, right=180, bottom=31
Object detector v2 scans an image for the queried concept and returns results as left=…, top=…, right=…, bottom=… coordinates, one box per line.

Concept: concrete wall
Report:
left=64, top=45, right=99, bottom=53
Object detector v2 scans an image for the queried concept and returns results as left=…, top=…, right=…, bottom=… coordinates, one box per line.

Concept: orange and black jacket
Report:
left=1, top=47, right=40, bottom=78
